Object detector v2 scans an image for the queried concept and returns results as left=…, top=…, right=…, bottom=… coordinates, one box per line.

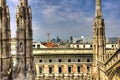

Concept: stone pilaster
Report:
left=44, top=65, right=48, bottom=74
left=81, top=64, right=87, bottom=74
left=54, top=65, right=58, bottom=74
left=36, top=65, right=39, bottom=76
left=63, top=64, right=68, bottom=73
left=72, top=64, right=77, bottom=73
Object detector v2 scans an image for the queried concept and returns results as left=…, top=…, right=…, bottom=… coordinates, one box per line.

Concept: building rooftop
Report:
left=33, top=48, right=93, bottom=55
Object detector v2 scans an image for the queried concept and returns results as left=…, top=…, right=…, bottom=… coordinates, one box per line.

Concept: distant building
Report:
left=11, top=38, right=118, bottom=80
left=33, top=42, right=47, bottom=48
left=71, top=36, right=92, bottom=44
left=108, top=37, right=118, bottom=43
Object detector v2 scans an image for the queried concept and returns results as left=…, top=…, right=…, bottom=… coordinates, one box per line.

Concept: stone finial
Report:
left=96, top=0, right=102, bottom=17
left=0, top=0, right=6, bottom=7
left=20, top=0, right=28, bottom=6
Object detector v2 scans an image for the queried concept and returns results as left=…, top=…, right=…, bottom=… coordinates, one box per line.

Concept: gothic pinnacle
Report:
left=14, top=0, right=35, bottom=79
left=20, top=0, right=28, bottom=6
left=96, top=0, right=102, bottom=17
left=0, top=0, right=12, bottom=79
left=0, top=0, right=6, bottom=7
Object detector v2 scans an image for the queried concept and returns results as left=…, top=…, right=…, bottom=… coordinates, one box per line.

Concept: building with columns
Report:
left=10, top=37, right=119, bottom=80
left=10, top=37, right=118, bottom=80
left=0, top=0, right=12, bottom=80
left=34, top=48, right=93, bottom=80
left=33, top=42, right=118, bottom=80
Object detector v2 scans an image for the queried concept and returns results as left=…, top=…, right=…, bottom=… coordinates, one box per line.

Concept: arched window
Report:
left=20, top=42, right=23, bottom=52
left=87, top=59, right=90, bottom=62
left=39, top=60, right=42, bottom=63
left=78, top=59, right=81, bottom=62
left=59, top=59, right=62, bottom=62
left=68, top=59, right=71, bottom=62
left=49, top=59, right=52, bottom=63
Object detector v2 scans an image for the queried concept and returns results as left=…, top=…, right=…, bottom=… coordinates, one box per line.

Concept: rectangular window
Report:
left=87, top=66, right=90, bottom=71
left=33, top=45, right=35, bottom=48
left=58, top=67, right=62, bottom=73
left=68, top=67, right=72, bottom=73
left=37, top=45, right=40, bottom=48
left=77, top=66, right=81, bottom=73
left=90, top=45, right=92, bottom=48
left=49, top=67, right=52, bottom=73
left=39, top=67, right=43, bottom=73
left=77, top=45, right=79, bottom=48
left=78, top=59, right=81, bottom=62
left=112, top=45, right=114, bottom=47
left=83, top=45, right=85, bottom=48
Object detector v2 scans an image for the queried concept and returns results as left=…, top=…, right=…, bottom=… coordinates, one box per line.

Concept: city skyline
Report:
left=8, top=0, right=120, bottom=41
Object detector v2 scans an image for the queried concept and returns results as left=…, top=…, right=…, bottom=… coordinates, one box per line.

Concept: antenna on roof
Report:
left=47, top=33, right=50, bottom=43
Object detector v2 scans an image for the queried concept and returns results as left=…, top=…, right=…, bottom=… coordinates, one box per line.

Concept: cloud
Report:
left=30, top=0, right=94, bottom=41
left=102, top=0, right=120, bottom=37
left=103, top=1, right=120, bottom=10
left=32, top=26, right=42, bottom=41
left=38, top=0, right=93, bottom=24
left=10, top=19, right=16, bottom=38
left=5, top=0, right=120, bottom=41
left=6, top=0, right=17, bottom=38
left=7, top=0, right=19, bottom=6
left=7, top=0, right=34, bottom=38
left=41, top=5, right=60, bottom=19
left=103, top=0, right=120, bottom=18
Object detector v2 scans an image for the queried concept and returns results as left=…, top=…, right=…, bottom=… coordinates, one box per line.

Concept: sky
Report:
left=7, top=0, right=120, bottom=42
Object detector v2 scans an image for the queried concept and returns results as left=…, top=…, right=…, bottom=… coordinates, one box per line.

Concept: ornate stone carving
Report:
left=0, top=0, right=12, bottom=79
left=93, top=0, right=106, bottom=80
left=14, top=0, right=35, bottom=80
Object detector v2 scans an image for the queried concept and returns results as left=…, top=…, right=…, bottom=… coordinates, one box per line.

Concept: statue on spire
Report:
left=95, top=0, right=102, bottom=17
